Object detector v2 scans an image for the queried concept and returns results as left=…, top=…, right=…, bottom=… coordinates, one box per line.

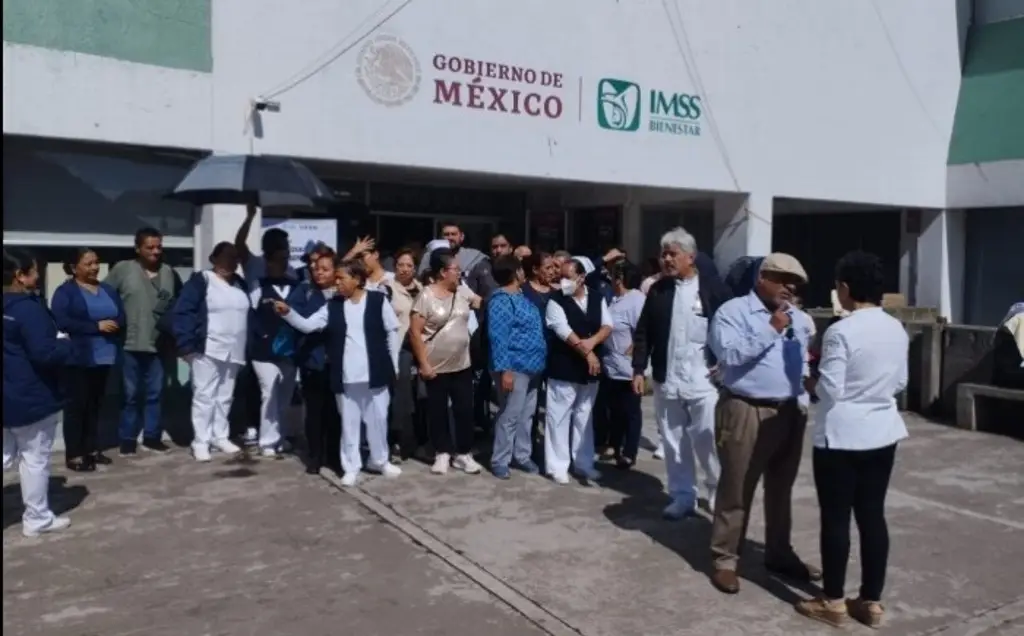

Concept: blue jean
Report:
left=119, top=352, right=164, bottom=442
left=491, top=372, right=540, bottom=468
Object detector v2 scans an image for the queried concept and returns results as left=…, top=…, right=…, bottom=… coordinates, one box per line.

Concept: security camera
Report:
left=253, top=99, right=281, bottom=113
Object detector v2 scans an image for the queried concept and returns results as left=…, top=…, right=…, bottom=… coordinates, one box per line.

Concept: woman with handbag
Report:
left=408, top=248, right=482, bottom=476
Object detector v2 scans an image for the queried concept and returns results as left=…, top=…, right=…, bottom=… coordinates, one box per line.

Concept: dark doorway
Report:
left=772, top=211, right=901, bottom=309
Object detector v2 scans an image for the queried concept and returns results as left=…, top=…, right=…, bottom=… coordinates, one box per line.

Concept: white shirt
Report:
left=602, top=289, right=646, bottom=380
left=544, top=289, right=613, bottom=342
left=243, top=255, right=297, bottom=292
left=203, top=271, right=251, bottom=364
left=813, top=307, right=909, bottom=450
left=365, top=271, right=395, bottom=293
left=282, top=293, right=400, bottom=384
left=659, top=276, right=716, bottom=400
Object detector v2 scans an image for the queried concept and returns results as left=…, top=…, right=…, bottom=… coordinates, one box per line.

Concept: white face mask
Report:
left=559, top=278, right=578, bottom=296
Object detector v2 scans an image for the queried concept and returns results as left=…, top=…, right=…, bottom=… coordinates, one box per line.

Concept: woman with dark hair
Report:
left=274, top=258, right=401, bottom=487
left=292, top=246, right=341, bottom=474
left=487, top=255, right=546, bottom=479
left=521, top=251, right=555, bottom=316
left=385, top=247, right=427, bottom=460
left=598, top=260, right=646, bottom=468
left=797, top=251, right=908, bottom=629
left=408, top=248, right=481, bottom=475
left=50, top=248, right=125, bottom=471
left=248, top=241, right=302, bottom=458
left=171, top=242, right=251, bottom=462
left=3, top=248, right=75, bottom=537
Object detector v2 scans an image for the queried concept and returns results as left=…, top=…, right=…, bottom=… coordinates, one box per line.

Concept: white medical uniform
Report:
left=3, top=413, right=61, bottom=534
left=543, top=289, right=613, bottom=480
left=191, top=272, right=251, bottom=454
left=655, top=276, right=721, bottom=509
left=283, top=293, right=400, bottom=477
left=250, top=283, right=299, bottom=452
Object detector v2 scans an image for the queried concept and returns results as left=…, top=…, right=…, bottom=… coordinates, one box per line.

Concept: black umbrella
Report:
left=166, top=154, right=338, bottom=208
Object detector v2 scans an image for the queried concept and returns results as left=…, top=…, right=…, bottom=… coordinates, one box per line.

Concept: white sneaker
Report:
left=378, top=463, right=402, bottom=478
left=551, top=472, right=571, bottom=485
left=192, top=445, right=212, bottom=462
left=243, top=428, right=258, bottom=446
left=431, top=453, right=451, bottom=475
left=23, top=515, right=71, bottom=538
left=452, top=454, right=482, bottom=475
left=662, top=499, right=696, bottom=521
left=261, top=447, right=280, bottom=459
left=340, top=472, right=358, bottom=487
left=212, top=439, right=241, bottom=454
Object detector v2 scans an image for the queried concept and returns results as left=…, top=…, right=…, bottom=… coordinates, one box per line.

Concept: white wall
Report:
left=2, top=43, right=212, bottom=151
left=5, top=0, right=963, bottom=210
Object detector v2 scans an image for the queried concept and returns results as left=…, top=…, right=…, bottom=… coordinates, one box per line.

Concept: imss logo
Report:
left=596, top=78, right=641, bottom=132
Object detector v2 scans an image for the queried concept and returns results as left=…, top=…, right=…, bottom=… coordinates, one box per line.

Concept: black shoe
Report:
left=142, top=438, right=171, bottom=454
left=66, top=457, right=96, bottom=472
left=305, top=463, right=321, bottom=475
left=118, top=440, right=138, bottom=457
left=93, top=452, right=113, bottom=466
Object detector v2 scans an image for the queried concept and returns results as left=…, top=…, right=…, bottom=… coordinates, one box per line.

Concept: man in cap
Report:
left=706, top=252, right=821, bottom=594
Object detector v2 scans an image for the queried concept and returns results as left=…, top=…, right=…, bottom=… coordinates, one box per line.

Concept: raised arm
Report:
left=234, top=204, right=258, bottom=265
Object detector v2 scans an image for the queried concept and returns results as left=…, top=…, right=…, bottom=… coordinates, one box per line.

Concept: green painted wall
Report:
left=948, top=18, right=1024, bottom=165
left=2, top=0, right=211, bottom=73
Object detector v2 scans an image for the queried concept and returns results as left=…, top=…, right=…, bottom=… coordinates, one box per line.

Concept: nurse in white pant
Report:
left=4, top=250, right=76, bottom=536
left=171, top=243, right=250, bottom=462
left=543, top=257, right=613, bottom=484
left=276, top=258, right=401, bottom=487
left=248, top=252, right=301, bottom=458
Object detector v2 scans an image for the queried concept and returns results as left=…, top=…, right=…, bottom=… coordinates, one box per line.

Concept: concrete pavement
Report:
left=4, top=402, right=1024, bottom=635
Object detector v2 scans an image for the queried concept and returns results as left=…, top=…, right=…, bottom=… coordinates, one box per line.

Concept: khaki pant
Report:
left=710, top=392, right=807, bottom=571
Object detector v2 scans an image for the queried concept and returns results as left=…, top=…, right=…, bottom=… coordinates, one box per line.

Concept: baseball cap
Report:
left=759, top=252, right=808, bottom=283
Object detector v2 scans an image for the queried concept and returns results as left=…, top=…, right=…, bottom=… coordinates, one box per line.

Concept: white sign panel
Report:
left=261, top=217, right=339, bottom=270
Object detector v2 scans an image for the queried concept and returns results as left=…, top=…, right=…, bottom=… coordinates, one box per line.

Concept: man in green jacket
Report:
left=104, top=227, right=181, bottom=456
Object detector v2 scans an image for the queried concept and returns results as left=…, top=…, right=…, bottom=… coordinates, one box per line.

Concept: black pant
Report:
left=64, top=365, right=111, bottom=460
left=424, top=368, right=475, bottom=455
left=602, top=378, right=643, bottom=460
left=300, top=366, right=341, bottom=473
left=813, top=444, right=897, bottom=601
left=592, top=378, right=612, bottom=449
left=390, top=350, right=428, bottom=454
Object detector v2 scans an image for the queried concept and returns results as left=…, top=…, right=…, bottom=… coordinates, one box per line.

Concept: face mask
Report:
left=559, top=278, right=578, bottom=296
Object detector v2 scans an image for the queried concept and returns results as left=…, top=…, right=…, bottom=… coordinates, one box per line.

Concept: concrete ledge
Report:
left=956, top=382, right=1024, bottom=432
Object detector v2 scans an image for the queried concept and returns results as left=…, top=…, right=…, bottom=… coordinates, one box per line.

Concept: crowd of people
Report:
left=8, top=208, right=966, bottom=629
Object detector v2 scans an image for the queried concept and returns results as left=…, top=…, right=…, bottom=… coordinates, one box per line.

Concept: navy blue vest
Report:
left=250, top=278, right=300, bottom=362
left=293, top=282, right=329, bottom=371
left=546, top=291, right=604, bottom=384
left=325, top=290, right=395, bottom=394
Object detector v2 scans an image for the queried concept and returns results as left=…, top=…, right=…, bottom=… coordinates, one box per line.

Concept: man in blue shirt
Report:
left=706, top=252, right=821, bottom=594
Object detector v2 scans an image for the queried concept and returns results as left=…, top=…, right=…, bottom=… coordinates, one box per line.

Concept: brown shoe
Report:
left=766, top=557, right=822, bottom=582
left=710, top=569, right=740, bottom=594
left=847, top=598, right=884, bottom=628
left=795, top=598, right=847, bottom=627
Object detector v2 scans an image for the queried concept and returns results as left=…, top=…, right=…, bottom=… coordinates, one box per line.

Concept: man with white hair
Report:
left=632, top=227, right=732, bottom=521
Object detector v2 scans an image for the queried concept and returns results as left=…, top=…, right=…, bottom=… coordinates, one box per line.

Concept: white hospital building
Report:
left=3, top=0, right=1022, bottom=324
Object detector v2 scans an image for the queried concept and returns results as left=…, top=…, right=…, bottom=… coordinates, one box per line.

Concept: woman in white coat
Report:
left=273, top=258, right=401, bottom=487
left=171, top=242, right=251, bottom=462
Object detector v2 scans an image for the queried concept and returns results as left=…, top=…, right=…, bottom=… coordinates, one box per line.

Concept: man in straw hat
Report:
left=706, top=252, right=821, bottom=594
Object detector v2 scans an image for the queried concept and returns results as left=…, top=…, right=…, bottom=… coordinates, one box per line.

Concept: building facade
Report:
left=3, top=0, right=1020, bottom=322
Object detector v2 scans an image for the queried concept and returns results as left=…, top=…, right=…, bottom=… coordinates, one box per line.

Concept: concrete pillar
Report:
left=915, top=209, right=965, bottom=321
left=194, top=203, right=262, bottom=269
left=621, top=191, right=642, bottom=259
left=712, top=192, right=773, bottom=273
